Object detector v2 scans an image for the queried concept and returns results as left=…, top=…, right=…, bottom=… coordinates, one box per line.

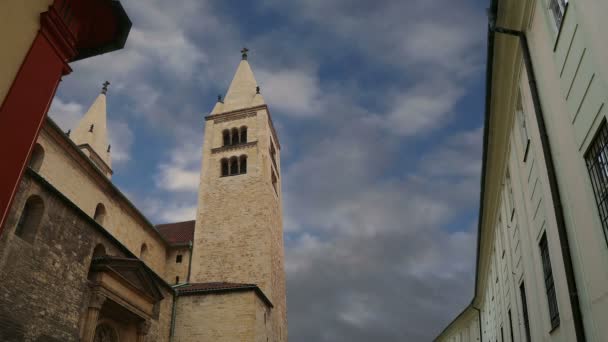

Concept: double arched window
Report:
left=222, top=126, right=248, bottom=146
left=220, top=155, right=248, bottom=176
left=15, top=195, right=45, bottom=243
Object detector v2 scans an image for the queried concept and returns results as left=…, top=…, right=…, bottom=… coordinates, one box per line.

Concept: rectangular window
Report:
left=517, top=92, right=530, bottom=160
left=175, top=276, right=180, bottom=284
left=549, top=0, right=567, bottom=29
left=585, top=121, right=608, bottom=244
left=176, top=254, right=183, bottom=263
left=539, top=233, right=560, bottom=329
left=520, top=282, right=532, bottom=342
left=501, top=326, right=504, bottom=342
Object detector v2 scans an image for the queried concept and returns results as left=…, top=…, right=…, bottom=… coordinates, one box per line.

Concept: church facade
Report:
left=0, top=52, right=287, bottom=341
left=437, top=0, right=608, bottom=341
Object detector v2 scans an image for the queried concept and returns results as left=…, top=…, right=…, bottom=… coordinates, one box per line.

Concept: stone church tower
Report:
left=173, top=50, right=287, bottom=341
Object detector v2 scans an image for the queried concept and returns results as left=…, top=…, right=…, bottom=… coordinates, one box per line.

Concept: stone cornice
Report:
left=206, top=104, right=281, bottom=149
left=211, top=141, right=257, bottom=154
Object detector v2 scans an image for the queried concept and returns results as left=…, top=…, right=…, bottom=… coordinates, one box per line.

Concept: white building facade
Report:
left=436, top=0, right=608, bottom=341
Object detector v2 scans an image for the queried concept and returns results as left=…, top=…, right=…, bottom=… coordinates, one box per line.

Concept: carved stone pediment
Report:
left=90, top=256, right=164, bottom=303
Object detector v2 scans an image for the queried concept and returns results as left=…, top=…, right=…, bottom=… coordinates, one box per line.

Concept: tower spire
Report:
left=70, top=81, right=113, bottom=177
left=212, top=48, right=265, bottom=114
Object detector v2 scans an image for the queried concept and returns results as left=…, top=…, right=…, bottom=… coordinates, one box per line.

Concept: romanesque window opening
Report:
left=94, top=203, right=106, bottom=225
left=14, top=195, right=44, bottom=243
left=520, top=282, right=532, bottom=342
left=93, top=244, right=106, bottom=259
left=231, top=128, right=239, bottom=145
left=140, top=243, right=148, bottom=260
left=223, top=129, right=230, bottom=146
left=29, top=143, right=44, bottom=172
left=176, top=276, right=180, bottom=284
left=229, top=156, right=239, bottom=176
left=584, top=120, right=608, bottom=245
left=240, top=126, right=247, bottom=143
left=240, top=155, right=247, bottom=174
left=176, top=254, right=183, bottom=263
left=539, top=233, right=560, bottom=329
left=221, top=158, right=229, bottom=176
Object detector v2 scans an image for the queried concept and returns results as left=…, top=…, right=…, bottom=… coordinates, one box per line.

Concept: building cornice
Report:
left=211, top=141, right=257, bottom=154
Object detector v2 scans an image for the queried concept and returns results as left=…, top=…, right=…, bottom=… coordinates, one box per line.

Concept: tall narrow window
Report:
left=239, top=155, right=247, bottom=174
left=176, top=254, right=183, bottom=263
left=29, top=144, right=45, bottom=172
left=517, top=92, right=530, bottom=159
left=539, top=233, right=560, bottom=329
left=229, top=157, right=238, bottom=176
left=222, top=130, right=230, bottom=146
left=221, top=158, right=229, bottom=176
left=585, top=121, right=608, bottom=244
left=508, top=309, right=515, bottom=342
left=14, top=195, right=44, bottom=243
left=231, top=128, right=239, bottom=145
left=240, top=126, right=248, bottom=144
left=271, top=170, right=277, bottom=194
left=549, top=0, right=567, bottom=29
left=506, top=170, right=515, bottom=220
left=520, top=282, right=532, bottom=342
left=175, top=276, right=180, bottom=284
left=140, top=244, right=148, bottom=260
left=270, top=140, right=277, bottom=169
left=501, top=326, right=504, bottom=342
left=94, top=203, right=106, bottom=225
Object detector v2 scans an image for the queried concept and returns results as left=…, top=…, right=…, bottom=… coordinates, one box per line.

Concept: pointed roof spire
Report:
left=217, top=48, right=265, bottom=113
left=70, top=81, right=113, bottom=177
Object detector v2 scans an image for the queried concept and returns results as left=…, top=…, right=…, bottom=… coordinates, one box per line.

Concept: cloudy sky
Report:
left=50, top=0, right=488, bottom=340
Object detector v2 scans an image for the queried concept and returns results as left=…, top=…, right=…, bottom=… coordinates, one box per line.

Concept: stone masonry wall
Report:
left=0, top=171, right=173, bottom=342
left=35, top=123, right=168, bottom=275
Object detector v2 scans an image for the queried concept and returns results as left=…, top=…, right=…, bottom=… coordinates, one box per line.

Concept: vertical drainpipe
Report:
left=489, top=22, right=586, bottom=342
left=187, top=240, right=193, bottom=283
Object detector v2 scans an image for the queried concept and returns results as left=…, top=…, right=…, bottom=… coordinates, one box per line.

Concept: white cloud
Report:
left=108, top=120, right=134, bottom=164
left=48, top=97, right=84, bottom=130
left=155, top=143, right=202, bottom=192
left=257, top=69, right=322, bottom=117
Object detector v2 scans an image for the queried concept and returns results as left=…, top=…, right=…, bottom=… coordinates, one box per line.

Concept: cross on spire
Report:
left=101, top=81, right=110, bottom=95
left=241, top=47, right=249, bottom=60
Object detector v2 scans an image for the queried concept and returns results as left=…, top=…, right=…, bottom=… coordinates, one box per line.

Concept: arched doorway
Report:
left=94, top=323, right=119, bottom=342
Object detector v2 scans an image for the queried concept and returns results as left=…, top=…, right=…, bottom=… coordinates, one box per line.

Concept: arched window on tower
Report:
left=14, top=195, right=45, bottom=243
left=94, top=203, right=106, bottom=225
left=92, top=244, right=106, bottom=259
left=140, top=243, right=148, bottom=260
left=222, top=129, right=230, bottom=146
left=221, top=158, right=229, bottom=177
left=239, top=155, right=247, bottom=174
left=231, top=128, right=239, bottom=145
left=240, top=126, right=248, bottom=144
left=29, top=143, right=45, bottom=172
left=229, top=157, right=239, bottom=175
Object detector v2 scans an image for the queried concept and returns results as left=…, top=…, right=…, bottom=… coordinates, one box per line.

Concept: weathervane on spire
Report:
left=101, top=81, right=110, bottom=95
left=241, top=47, right=249, bottom=60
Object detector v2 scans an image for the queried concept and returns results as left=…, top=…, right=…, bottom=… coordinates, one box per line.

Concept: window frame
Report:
left=176, top=254, right=183, bottom=263
left=539, top=233, right=560, bottom=330
left=584, top=120, right=608, bottom=246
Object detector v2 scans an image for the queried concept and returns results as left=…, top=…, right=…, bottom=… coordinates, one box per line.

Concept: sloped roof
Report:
left=176, top=282, right=273, bottom=308
left=156, top=220, right=195, bottom=246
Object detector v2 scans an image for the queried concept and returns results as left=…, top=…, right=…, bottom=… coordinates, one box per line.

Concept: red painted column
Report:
left=0, top=7, right=75, bottom=233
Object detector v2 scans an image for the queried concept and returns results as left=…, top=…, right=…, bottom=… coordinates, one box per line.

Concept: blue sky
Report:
left=50, top=0, right=488, bottom=340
